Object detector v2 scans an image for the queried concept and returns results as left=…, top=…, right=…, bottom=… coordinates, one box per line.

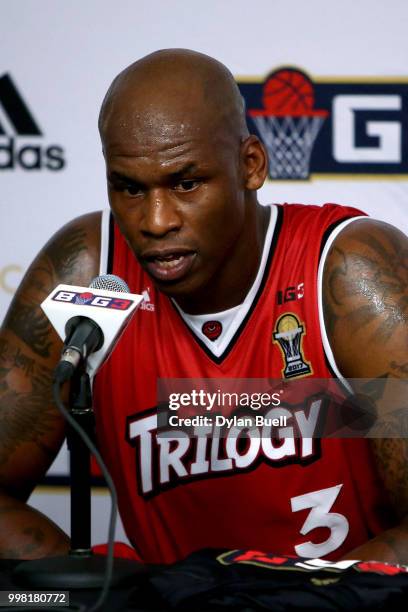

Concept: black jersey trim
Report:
left=323, top=349, right=338, bottom=378
left=171, top=205, right=284, bottom=366
left=319, top=214, right=359, bottom=378
left=107, top=211, right=115, bottom=274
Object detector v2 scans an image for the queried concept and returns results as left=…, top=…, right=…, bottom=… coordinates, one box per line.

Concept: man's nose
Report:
left=140, top=189, right=182, bottom=237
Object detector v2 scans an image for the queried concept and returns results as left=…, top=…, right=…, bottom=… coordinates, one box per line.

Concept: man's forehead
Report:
left=104, top=80, right=213, bottom=126
left=103, top=97, right=234, bottom=158
left=104, top=133, right=232, bottom=170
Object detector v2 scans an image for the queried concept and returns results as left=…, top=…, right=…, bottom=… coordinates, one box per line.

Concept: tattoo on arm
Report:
left=2, top=225, right=88, bottom=358
left=0, top=347, right=61, bottom=470
left=370, top=406, right=408, bottom=440
left=370, top=438, right=408, bottom=520
left=324, top=223, right=408, bottom=344
left=0, top=522, right=46, bottom=558
left=6, top=307, right=52, bottom=358
left=324, top=246, right=347, bottom=335
left=390, top=361, right=408, bottom=375
left=0, top=503, right=69, bottom=558
left=44, top=226, right=87, bottom=281
left=0, top=340, right=36, bottom=379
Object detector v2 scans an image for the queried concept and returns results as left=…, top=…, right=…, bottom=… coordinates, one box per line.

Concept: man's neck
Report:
left=175, top=203, right=270, bottom=315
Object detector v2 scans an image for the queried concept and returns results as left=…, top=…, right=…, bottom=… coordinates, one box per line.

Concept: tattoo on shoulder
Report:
left=2, top=225, right=90, bottom=357
left=324, top=224, right=408, bottom=343
left=45, top=226, right=88, bottom=282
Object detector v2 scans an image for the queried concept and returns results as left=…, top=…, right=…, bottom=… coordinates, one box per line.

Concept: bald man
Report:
left=0, top=49, right=407, bottom=565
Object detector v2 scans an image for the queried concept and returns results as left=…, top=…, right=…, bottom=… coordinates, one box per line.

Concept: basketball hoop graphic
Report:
left=248, top=69, right=328, bottom=179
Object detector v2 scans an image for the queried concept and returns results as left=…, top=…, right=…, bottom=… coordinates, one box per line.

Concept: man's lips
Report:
left=141, top=249, right=197, bottom=282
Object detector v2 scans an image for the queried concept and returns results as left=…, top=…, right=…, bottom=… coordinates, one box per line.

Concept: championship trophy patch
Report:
left=273, top=313, right=312, bottom=378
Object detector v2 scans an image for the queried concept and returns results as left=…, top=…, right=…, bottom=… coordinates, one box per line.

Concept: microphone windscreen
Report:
left=89, top=274, right=129, bottom=293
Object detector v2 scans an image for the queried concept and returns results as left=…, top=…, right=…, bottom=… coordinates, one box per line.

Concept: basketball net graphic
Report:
left=248, top=69, right=328, bottom=179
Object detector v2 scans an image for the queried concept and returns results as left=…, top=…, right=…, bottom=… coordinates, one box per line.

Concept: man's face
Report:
left=103, top=115, right=250, bottom=306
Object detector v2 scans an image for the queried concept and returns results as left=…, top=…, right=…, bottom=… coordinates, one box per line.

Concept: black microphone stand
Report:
left=13, top=366, right=143, bottom=589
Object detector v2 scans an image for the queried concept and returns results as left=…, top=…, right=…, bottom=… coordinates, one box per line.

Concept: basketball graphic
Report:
left=262, top=70, right=315, bottom=115
left=74, top=291, right=94, bottom=305
left=275, top=313, right=300, bottom=336
left=248, top=68, right=329, bottom=179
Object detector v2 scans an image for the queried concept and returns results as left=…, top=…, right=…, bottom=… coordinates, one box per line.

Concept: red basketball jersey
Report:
left=93, top=204, right=392, bottom=564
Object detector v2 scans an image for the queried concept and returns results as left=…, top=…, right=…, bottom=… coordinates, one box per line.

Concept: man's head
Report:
left=99, top=49, right=268, bottom=312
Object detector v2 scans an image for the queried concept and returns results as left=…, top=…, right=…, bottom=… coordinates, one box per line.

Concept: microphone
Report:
left=55, top=275, right=129, bottom=382
left=41, top=274, right=143, bottom=382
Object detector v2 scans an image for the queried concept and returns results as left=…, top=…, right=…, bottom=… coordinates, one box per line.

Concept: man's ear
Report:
left=241, top=135, right=269, bottom=190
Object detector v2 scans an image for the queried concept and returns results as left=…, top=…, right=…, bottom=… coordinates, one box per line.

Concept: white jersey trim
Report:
left=174, top=204, right=278, bottom=357
left=99, top=209, right=111, bottom=276
left=317, top=215, right=367, bottom=388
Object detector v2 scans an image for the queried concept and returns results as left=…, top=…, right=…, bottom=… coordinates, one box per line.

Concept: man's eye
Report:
left=124, top=184, right=143, bottom=197
left=108, top=178, right=143, bottom=197
left=175, top=179, right=200, bottom=191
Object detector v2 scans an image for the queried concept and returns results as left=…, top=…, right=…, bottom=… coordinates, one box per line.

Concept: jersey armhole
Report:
left=317, top=215, right=367, bottom=391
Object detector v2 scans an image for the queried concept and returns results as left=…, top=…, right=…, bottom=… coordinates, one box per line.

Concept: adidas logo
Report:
left=0, top=74, right=65, bottom=171
left=140, top=288, right=155, bottom=311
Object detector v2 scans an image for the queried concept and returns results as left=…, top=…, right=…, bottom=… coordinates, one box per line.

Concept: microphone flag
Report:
left=41, top=280, right=143, bottom=377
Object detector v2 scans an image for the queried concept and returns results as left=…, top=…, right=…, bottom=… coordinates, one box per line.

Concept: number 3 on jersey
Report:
left=291, top=484, right=349, bottom=557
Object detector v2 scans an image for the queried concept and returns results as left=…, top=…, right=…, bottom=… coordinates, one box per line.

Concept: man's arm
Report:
left=323, top=217, right=408, bottom=563
left=0, top=211, right=101, bottom=558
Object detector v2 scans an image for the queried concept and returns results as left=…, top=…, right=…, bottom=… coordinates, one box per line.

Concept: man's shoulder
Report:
left=41, top=210, right=103, bottom=286
left=274, top=203, right=367, bottom=252
left=322, top=216, right=407, bottom=378
left=325, top=216, right=406, bottom=278
left=279, top=202, right=366, bottom=221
